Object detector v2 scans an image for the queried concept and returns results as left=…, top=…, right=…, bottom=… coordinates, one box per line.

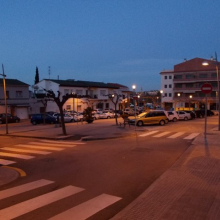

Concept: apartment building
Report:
left=160, top=57, right=220, bottom=110
left=31, top=79, right=130, bottom=113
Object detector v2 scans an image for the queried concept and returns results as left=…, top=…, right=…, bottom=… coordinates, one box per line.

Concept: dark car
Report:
left=30, top=113, right=57, bottom=125
left=195, top=110, right=205, bottom=118
left=0, top=113, right=20, bottom=124
left=184, top=110, right=196, bottom=119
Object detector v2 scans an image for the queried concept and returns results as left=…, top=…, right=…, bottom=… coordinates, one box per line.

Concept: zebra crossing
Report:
left=139, top=131, right=200, bottom=140
left=0, top=140, right=85, bottom=166
left=0, top=179, right=121, bottom=220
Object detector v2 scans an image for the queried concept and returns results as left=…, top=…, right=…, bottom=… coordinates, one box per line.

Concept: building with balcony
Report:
left=160, top=57, right=220, bottom=110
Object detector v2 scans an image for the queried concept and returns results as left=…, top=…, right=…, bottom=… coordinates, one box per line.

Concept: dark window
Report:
left=186, top=74, right=194, bottom=79
left=169, top=93, right=172, bottom=97
left=146, top=112, right=154, bottom=117
left=174, top=75, right=182, bottom=79
left=211, top=73, right=217, bottom=78
left=169, top=76, right=172, bottom=79
left=175, top=84, right=182, bottom=88
left=164, top=76, right=167, bottom=79
left=199, top=73, right=207, bottom=78
left=169, top=84, right=172, bottom=88
left=6, top=91, right=9, bottom=98
left=165, top=93, right=167, bottom=97
left=164, top=85, right=167, bottom=88
left=186, top=83, right=193, bottom=88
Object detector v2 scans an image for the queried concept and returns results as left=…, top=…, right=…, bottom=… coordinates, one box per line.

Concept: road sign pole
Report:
left=204, top=94, right=207, bottom=139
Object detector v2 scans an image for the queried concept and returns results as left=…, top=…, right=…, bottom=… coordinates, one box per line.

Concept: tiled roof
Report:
left=107, top=83, right=128, bottom=88
left=44, top=79, right=120, bottom=88
left=0, top=78, right=29, bottom=86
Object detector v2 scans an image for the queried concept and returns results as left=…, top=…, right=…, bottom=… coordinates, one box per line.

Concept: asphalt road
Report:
left=0, top=117, right=217, bottom=219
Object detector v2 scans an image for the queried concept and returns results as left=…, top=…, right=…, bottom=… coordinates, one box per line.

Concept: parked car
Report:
left=201, top=109, right=214, bottom=116
left=176, top=111, right=191, bottom=120
left=99, top=111, right=114, bottom=119
left=123, top=108, right=136, bottom=116
left=52, top=113, right=74, bottom=123
left=130, top=110, right=169, bottom=126
left=30, top=114, right=57, bottom=125
left=167, top=111, right=179, bottom=122
left=184, top=110, right=196, bottom=119
left=195, top=110, right=205, bottom=118
left=73, top=112, right=84, bottom=121
left=0, top=113, right=20, bottom=124
left=92, top=112, right=100, bottom=120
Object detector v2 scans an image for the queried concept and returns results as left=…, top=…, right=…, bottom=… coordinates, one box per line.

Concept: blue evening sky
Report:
left=0, top=0, right=219, bottom=91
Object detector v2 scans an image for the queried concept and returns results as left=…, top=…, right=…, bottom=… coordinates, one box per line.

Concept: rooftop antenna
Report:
left=48, top=66, right=51, bottom=79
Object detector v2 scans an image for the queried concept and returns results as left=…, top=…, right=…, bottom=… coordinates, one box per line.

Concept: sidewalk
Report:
left=112, top=127, right=220, bottom=220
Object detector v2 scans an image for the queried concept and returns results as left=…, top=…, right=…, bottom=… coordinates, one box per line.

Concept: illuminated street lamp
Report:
left=202, top=53, right=220, bottom=131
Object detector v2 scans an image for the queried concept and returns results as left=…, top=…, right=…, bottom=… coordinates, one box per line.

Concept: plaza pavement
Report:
left=0, top=119, right=220, bottom=219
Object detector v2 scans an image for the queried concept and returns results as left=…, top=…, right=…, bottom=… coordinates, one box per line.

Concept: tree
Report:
left=108, top=93, right=122, bottom=125
left=35, top=67, right=39, bottom=84
left=45, top=90, right=88, bottom=135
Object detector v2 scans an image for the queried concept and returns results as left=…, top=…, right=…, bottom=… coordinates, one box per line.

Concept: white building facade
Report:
left=31, top=79, right=130, bottom=114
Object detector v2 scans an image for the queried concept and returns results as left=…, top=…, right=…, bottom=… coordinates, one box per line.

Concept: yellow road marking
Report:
left=2, top=166, right=26, bottom=177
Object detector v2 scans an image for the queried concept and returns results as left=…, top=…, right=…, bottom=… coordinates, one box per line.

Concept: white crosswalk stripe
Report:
left=168, top=132, right=185, bottom=139
left=138, top=131, right=200, bottom=140
left=0, top=140, right=85, bottom=162
left=40, top=140, right=86, bottom=145
left=0, top=179, right=121, bottom=220
left=139, top=131, right=159, bottom=137
left=28, top=142, right=76, bottom=148
left=0, top=185, right=85, bottom=220
left=16, top=144, right=64, bottom=151
left=184, top=133, right=200, bottom=140
left=153, top=132, right=171, bottom=137
left=0, top=158, right=16, bottom=165
left=49, top=193, right=122, bottom=220
left=1, top=147, right=51, bottom=155
left=0, top=152, right=34, bottom=160
left=0, top=179, right=54, bottom=200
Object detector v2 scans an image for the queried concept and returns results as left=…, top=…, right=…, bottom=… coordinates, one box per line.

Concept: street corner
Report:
left=0, top=166, right=24, bottom=187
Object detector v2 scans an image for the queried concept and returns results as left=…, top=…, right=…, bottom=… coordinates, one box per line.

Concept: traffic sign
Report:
left=201, top=83, right=213, bottom=94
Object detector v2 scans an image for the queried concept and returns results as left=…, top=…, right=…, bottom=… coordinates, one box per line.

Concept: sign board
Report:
left=201, top=83, right=213, bottom=94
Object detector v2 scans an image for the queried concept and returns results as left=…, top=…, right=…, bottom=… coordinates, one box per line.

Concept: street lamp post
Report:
left=202, top=53, right=220, bottom=131
left=189, top=95, right=192, bottom=110
left=0, top=64, right=8, bottom=134
left=132, top=85, right=136, bottom=129
left=160, top=90, right=163, bottom=109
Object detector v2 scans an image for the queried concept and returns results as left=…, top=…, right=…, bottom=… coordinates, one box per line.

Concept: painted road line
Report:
left=184, top=133, right=200, bottom=140
left=40, top=140, right=86, bottom=145
left=0, top=152, right=34, bottom=159
left=16, top=144, right=64, bottom=151
left=0, top=179, right=54, bottom=200
left=27, top=142, right=76, bottom=148
left=49, top=193, right=122, bottom=220
left=0, top=185, right=85, bottom=220
left=0, top=159, right=16, bottom=165
left=168, top=132, right=185, bottom=139
left=139, top=131, right=159, bottom=137
left=2, top=166, right=26, bottom=177
left=153, top=132, right=171, bottom=138
left=1, top=147, right=51, bottom=155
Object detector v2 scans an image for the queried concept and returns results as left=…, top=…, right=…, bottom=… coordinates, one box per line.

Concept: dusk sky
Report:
left=1, top=1, right=220, bottom=91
